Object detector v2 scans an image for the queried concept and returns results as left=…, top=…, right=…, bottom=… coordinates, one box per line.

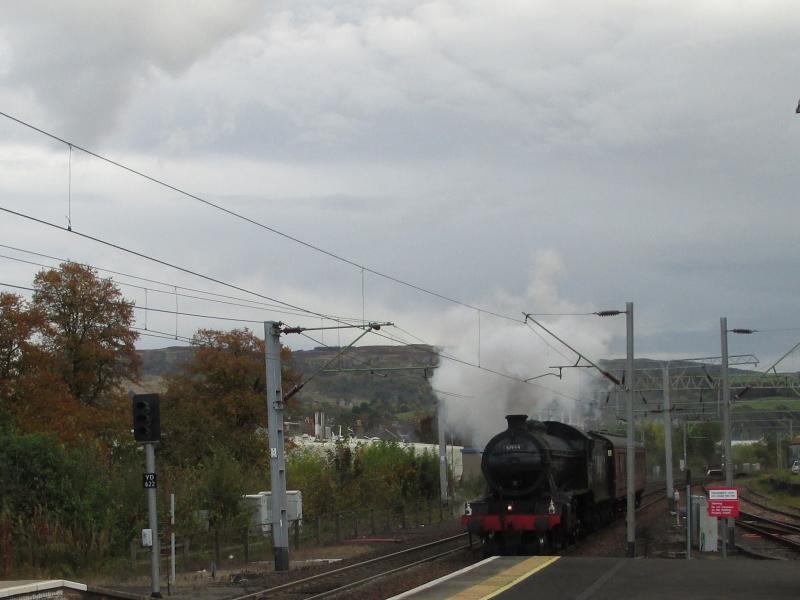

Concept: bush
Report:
left=287, top=441, right=439, bottom=516
left=0, top=429, right=117, bottom=575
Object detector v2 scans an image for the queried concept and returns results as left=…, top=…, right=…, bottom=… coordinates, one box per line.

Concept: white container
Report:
left=244, top=491, right=303, bottom=536
left=694, top=496, right=718, bottom=552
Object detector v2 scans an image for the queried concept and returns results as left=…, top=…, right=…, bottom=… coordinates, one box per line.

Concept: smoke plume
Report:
left=431, top=250, right=614, bottom=446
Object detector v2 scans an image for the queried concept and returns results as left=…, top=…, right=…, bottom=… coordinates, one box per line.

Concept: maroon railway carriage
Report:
left=462, top=415, right=646, bottom=556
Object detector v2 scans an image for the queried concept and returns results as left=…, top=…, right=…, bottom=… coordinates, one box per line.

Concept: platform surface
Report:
left=391, top=556, right=800, bottom=600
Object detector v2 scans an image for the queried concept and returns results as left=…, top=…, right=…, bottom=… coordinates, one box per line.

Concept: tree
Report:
left=162, top=328, right=300, bottom=467
left=32, top=262, right=139, bottom=407
left=0, top=292, right=86, bottom=442
left=199, top=448, right=248, bottom=565
left=0, top=293, right=45, bottom=419
left=0, top=293, right=44, bottom=382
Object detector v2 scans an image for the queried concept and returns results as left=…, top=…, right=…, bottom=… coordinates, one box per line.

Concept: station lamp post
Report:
left=595, top=304, right=635, bottom=557
left=720, top=318, right=755, bottom=554
left=525, top=303, right=636, bottom=556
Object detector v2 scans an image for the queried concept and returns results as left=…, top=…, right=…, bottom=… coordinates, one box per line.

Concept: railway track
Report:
left=229, top=533, right=470, bottom=600
left=735, top=511, right=800, bottom=559
left=739, top=489, right=800, bottom=523
left=233, top=488, right=668, bottom=599
left=637, top=486, right=667, bottom=512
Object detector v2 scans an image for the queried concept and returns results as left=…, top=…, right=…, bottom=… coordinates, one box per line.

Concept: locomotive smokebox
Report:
left=482, top=414, right=547, bottom=498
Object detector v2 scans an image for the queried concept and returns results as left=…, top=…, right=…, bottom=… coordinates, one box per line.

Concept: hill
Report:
left=130, top=344, right=440, bottom=436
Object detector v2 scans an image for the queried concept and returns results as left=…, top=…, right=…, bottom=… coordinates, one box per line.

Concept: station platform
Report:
left=390, top=555, right=800, bottom=600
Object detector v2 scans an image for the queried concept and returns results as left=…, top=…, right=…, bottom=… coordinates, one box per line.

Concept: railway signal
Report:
left=132, top=393, right=161, bottom=443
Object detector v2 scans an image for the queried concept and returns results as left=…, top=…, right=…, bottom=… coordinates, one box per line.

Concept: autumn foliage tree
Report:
left=33, top=262, right=139, bottom=406
left=0, top=263, right=139, bottom=443
left=162, top=327, right=300, bottom=468
left=0, top=293, right=45, bottom=415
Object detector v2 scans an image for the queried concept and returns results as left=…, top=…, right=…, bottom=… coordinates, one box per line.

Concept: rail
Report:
left=230, top=533, right=470, bottom=600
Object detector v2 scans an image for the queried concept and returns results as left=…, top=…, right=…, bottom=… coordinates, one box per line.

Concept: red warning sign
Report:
left=707, top=488, right=739, bottom=518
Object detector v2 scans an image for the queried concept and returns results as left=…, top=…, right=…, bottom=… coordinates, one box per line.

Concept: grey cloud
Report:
left=0, top=0, right=263, bottom=141
left=2, top=1, right=800, bottom=373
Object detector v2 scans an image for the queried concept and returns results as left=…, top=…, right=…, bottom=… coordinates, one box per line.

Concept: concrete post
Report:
left=145, top=443, right=162, bottom=598
left=437, top=400, right=449, bottom=502
left=626, top=301, right=635, bottom=558
left=720, top=317, right=734, bottom=554
left=663, top=363, right=674, bottom=504
left=265, top=321, right=289, bottom=571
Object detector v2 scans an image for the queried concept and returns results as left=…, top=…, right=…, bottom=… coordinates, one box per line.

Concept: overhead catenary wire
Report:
left=0, top=244, right=362, bottom=322
left=524, top=313, right=622, bottom=387
left=0, top=206, right=557, bottom=387
left=0, top=110, right=525, bottom=325
left=0, top=112, right=658, bottom=398
left=0, top=281, right=275, bottom=327
left=366, top=325, right=583, bottom=402
left=1, top=279, right=581, bottom=403
left=0, top=204, right=364, bottom=327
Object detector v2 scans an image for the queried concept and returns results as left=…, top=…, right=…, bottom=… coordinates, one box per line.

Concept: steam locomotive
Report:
left=462, top=414, right=646, bottom=556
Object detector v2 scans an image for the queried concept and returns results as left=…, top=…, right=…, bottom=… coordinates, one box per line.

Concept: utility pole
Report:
left=145, top=443, right=162, bottom=598
left=662, top=363, right=674, bottom=505
left=625, top=301, right=635, bottom=558
left=683, top=421, right=688, bottom=472
left=720, top=317, right=734, bottom=554
left=265, top=321, right=289, bottom=571
left=437, top=399, right=449, bottom=503
left=169, top=493, right=176, bottom=591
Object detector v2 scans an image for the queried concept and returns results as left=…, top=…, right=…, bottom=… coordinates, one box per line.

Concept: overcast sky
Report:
left=2, top=1, right=800, bottom=425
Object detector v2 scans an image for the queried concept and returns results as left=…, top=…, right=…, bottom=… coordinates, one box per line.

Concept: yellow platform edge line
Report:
left=478, top=556, right=560, bottom=600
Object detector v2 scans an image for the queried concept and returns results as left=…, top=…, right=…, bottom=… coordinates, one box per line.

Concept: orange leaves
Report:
left=1, top=263, right=138, bottom=446
left=32, top=262, right=139, bottom=406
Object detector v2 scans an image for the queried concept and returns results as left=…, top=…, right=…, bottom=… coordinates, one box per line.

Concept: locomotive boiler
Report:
left=462, top=414, right=646, bottom=556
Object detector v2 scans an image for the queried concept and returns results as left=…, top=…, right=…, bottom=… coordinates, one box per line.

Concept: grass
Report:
left=748, top=471, right=800, bottom=511
left=733, top=396, right=800, bottom=411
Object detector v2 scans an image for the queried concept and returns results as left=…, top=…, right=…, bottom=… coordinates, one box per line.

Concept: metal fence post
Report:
left=428, top=501, right=432, bottom=526
left=353, top=512, right=358, bottom=538
left=243, top=528, right=249, bottom=564
left=335, top=513, right=341, bottom=543
left=315, top=516, right=321, bottom=546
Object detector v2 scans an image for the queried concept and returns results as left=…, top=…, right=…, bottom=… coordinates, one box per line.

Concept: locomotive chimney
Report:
left=505, top=414, right=528, bottom=430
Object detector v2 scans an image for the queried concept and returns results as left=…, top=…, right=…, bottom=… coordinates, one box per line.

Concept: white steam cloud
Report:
left=431, top=250, right=614, bottom=447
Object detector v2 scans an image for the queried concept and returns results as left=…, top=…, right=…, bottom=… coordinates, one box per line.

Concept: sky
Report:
left=1, top=1, right=799, bottom=436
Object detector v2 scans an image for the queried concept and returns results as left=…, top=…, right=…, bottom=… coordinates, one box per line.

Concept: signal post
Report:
left=133, top=393, right=163, bottom=598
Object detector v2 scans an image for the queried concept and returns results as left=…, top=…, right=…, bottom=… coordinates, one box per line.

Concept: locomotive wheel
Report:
left=482, top=535, right=501, bottom=558
left=550, top=525, right=566, bottom=552
left=537, top=533, right=550, bottom=554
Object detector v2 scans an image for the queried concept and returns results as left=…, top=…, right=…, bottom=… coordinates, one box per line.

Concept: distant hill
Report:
left=288, top=344, right=439, bottom=417
left=129, top=344, right=440, bottom=429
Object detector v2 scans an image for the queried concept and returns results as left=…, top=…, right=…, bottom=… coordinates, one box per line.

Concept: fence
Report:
left=128, top=499, right=461, bottom=575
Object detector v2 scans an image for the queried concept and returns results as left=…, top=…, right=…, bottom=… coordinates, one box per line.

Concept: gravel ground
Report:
left=92, top=520, right=465, bottom=599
